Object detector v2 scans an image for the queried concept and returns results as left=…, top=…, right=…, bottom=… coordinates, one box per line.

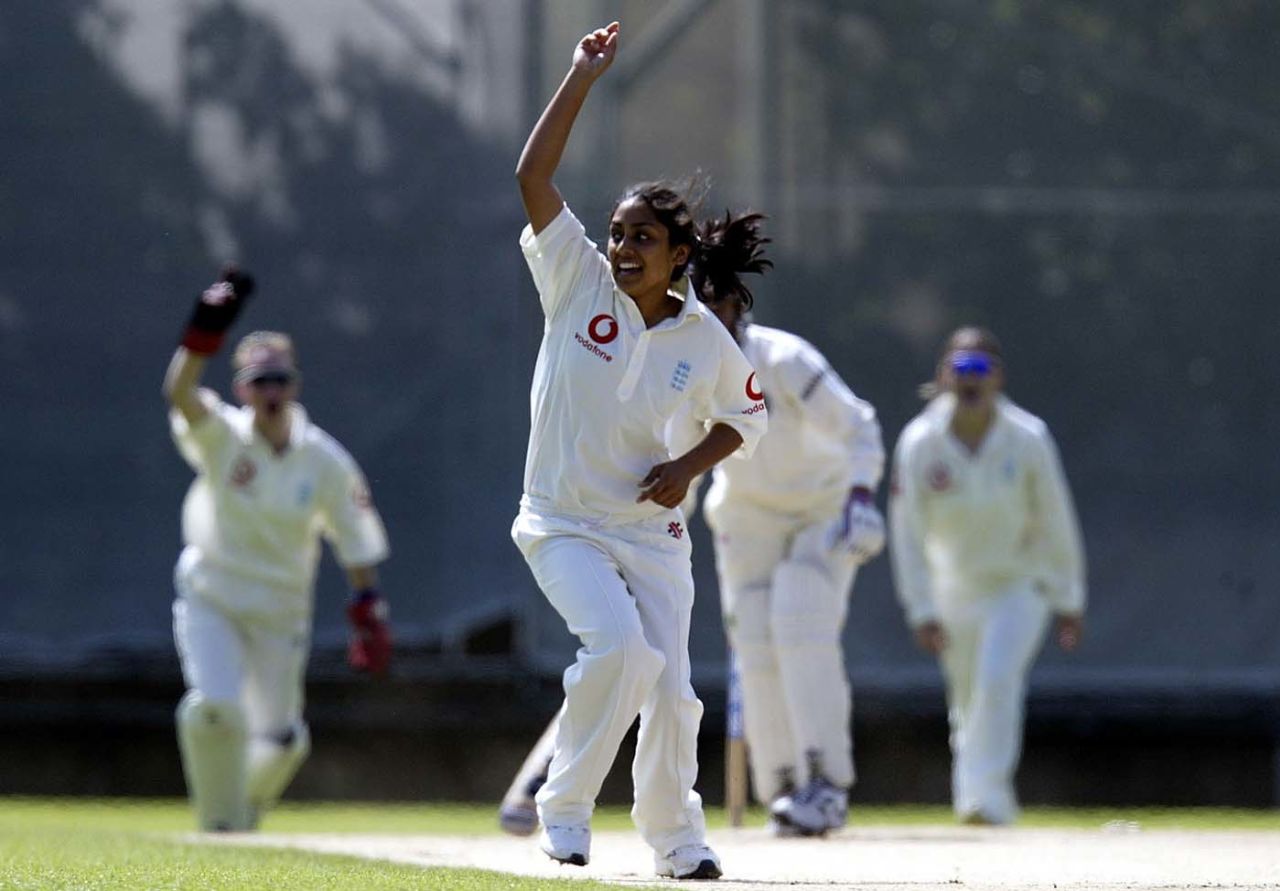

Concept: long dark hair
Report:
left=689, top=210, right=772, bottom=309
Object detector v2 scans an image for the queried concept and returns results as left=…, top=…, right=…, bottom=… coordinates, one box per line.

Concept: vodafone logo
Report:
left=588, top=314, right=618, bottom=345
left=745, top=373, right=764, bottom=401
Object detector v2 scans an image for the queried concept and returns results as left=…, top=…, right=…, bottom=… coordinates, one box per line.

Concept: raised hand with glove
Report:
left=828, top=486, right=885, bottom=565
left=181, top=264, right=256, bottom=356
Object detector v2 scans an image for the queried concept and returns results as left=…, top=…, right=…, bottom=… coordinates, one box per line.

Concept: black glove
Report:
left=180, top=264, right=255, bottom=355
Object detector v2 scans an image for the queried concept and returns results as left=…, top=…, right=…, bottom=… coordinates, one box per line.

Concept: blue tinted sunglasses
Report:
left=950, top=351, right=997, bottom=376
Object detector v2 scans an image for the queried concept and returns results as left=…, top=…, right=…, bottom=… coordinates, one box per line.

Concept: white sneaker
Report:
left=539, top=823, right=590, bottom=866
left=655, top=843, right=722, bottom=880
left=770, top=777, right=847, bottom=836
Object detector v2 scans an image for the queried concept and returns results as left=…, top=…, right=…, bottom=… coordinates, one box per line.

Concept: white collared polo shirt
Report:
left=519, top=203, right=767, bottom=525
left=171, top=395, right=389, bottom=618
left=888, top=394, right=1086, bottom=625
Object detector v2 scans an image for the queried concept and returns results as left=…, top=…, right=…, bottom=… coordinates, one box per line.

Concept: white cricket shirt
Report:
left=703, top=323, right=884, bottom=517
left=888, top=394, right=1086, bottom=625
left=171, top=395, right=389, bottom=618
left=519, top=204, right=767, bottom=525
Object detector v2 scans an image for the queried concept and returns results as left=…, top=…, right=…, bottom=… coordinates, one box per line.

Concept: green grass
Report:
left=1, top=797, right=1278, bottom=890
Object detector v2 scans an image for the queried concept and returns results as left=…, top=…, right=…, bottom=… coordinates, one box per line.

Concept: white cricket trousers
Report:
left=705, top=498, right=858, bottom=801
left=173, top=594, right=309, bottom=736
left=512, top=507, right=708, bottom=856
left=937, top=582, right=1050, bottom=823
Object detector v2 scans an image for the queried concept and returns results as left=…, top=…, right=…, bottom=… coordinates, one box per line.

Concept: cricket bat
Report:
left=725, top=649, right=747, bottom=827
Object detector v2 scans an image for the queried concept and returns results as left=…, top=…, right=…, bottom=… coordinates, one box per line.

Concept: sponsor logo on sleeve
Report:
left=667, top=521, right=685, bottom=540
left=742, top=372, right=766, bottom=414
left=352, top=483, right=374, bottom=510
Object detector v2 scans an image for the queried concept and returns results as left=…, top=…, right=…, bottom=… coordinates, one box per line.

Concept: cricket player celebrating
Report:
left=163, top=267, right=391, bottom=832
left=512, top=21, right=767, bottom=880
left=888, top=326, right=1086, bottom=826
left=694, top=214, right=886, bottom=838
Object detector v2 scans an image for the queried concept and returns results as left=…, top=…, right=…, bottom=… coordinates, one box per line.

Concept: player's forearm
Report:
left=515, top=70, right=594, bottom=228
left=517, top=69, right=595, bottom=184
left=163, top=348, right=208, bottom=421
left=676, top=423, right=744, bottom=478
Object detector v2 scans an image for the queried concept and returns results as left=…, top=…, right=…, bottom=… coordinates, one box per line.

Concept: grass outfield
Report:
left=2, top=798, right=1278, bottom=891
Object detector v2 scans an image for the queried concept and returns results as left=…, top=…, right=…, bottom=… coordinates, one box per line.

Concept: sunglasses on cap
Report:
left=235, top=367, right=298, bottom=388
left=950, top=350, right=998, bottom=376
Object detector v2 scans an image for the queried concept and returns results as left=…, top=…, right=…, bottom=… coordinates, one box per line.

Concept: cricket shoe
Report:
left=770, top=776, right=847, bottom=836
left=539, top=823, right=590, bottom=866
left=655, top=843, right=722, bottom=880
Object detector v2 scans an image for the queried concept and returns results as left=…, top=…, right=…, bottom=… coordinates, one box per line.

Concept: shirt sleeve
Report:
left=519, top=204, right=612, bottom=322
left=695, top=330, right=768, bottom=459
left=320, top=449, right=391, bottom=569
left=169, top=391, right=235, bottom=474
left=1027, top=426, right=1087, bottom=615
left=790, top=354, right=885, bottom=490
left=888, top=428, right=937, bottom=627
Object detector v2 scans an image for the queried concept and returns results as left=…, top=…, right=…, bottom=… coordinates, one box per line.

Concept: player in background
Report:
left=163, top=267, right=392, bottom=832
left=694, top=212, right=886, bottom=838
left=511, top=21, right=767, bottom=880
left=888, top=326, right=1085, bottom=826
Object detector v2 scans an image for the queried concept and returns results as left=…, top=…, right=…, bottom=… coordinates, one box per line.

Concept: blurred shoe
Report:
left=655, top=843, right=722, bottom=879
left=765, top=815, right=807, bottom=838
left=539, top=822, right=590, bottom=866
left=960, top=809, right=1010, bottom=827
left=770, top=776, right=847, bottom=836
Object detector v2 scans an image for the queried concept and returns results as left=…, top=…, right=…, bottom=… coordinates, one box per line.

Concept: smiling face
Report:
left=607, top=197, right=692, bottom=301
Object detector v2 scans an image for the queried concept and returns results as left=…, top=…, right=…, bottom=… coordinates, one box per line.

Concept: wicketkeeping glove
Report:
left=346, top=589, right=392, bottom=675
left=828, top=489, right=886, bottom=565
left=181, top=264, right=255, bottom=355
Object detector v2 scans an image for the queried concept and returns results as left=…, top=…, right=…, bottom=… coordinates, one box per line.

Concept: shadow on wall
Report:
left=0, top=1, right=535, bottom=658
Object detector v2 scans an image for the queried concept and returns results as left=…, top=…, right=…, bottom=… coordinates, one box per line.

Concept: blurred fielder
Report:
left=164, top=267, right=392, bottom=832
left=501, top=212, right=886, bottom=840
left=697, top=237, right=885, bottom=837
left=888, top=326, right=1086, bottom=825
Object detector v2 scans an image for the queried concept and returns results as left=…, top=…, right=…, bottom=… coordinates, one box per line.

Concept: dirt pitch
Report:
left=218, top=823, right=1280, bottom=889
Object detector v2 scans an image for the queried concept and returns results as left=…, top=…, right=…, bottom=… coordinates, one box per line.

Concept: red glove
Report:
left=181, top=264, right=255, bottom=355
left=346, top=589, right=392, bottom=675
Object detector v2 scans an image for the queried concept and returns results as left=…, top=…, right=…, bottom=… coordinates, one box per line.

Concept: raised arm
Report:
left=515, top=22, right=618, bottom=233
left=163, top=348, right=211, bottom=426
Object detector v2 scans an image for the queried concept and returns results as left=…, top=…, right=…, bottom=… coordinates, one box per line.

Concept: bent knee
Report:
left=177, top=691, right=246, bottom=735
